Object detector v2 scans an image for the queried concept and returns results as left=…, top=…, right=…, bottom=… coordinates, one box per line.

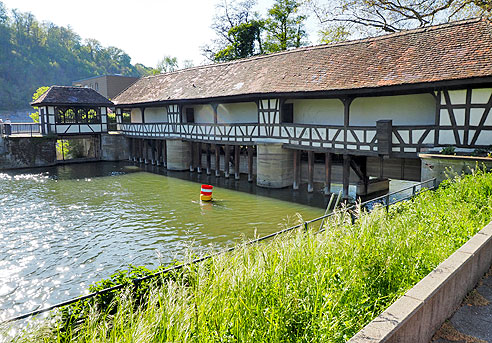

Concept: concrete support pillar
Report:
left=129, top=138, right=134, bottom=161
left=166, top=139, right=191, bottom=171
left=189, top=142, right=195, bottom=172
left=224, top=145, right=230, bottom=178
left=247, top=145, right=254, bottom=182
left=151, top=140, right=156, bottom=165
left=324, top=152, right=332, bottom=195
left=379, top=155, right=384, bottom=179
left=293, top=149, right=301, bottom=190
left=139, top=139, right=143, bottom=163
left=215, top=144, right=220, bottom=177
left=257, top=142, right=294, bottom=188
left=343, top=154, right=351, bottom=200
left=144, top=140, right=149, bottom=164
left=197, top=142, right=202, bottom=173
left=156, top=140, right=162, bottom=166
left=162, top=140, right=167, bottom=168
left=206, top=144, right=212, bottom=175
left=307, top=151, right=314, bottom=193
left=234, top=145, right=240, bottom=180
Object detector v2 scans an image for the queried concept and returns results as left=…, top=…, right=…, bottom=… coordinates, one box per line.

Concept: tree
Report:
left=29, top=86, right=49, bottom=122
left=308, top=0, right=491, bottom=36
left=214, top=20, right=264, bottom=61
left=319, top=25, right=350, bottom=44
left=0, top=2, right=152, bottom=110
left=203, top=0, right=263, bottom=61
left=182, top=60, right=195, bottom=69
left=263, top=0, right=308, bottom=53
left=156, top=56, right=178, bottom=73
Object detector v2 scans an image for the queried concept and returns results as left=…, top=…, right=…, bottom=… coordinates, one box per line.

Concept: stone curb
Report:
left=348, top=220, right=492, bottom=343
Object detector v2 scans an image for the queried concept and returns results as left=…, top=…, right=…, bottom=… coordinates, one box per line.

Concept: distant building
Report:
left=72, top=75, right=139, bottom=100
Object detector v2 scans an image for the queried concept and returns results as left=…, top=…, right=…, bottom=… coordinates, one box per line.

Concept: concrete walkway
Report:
left=432, top=265, right=492, bottom=343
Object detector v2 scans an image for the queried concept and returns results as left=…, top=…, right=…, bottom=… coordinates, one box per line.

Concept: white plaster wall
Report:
left=217, top=102, right=257, bottom=123
left=350, top=94, right=436, bottom=126
left=144, top=107, right=167, bottom=123
left=471, top=88, right=492, bottom=104
left=289, top=99, right=344, bottom=125
left=185, top=105, right=214, bottom=123
left=131, top=108, right=142, bottom=123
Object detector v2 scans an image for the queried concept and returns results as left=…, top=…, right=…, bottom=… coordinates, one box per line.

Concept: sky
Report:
left=1, top=0, right=319, bottom=69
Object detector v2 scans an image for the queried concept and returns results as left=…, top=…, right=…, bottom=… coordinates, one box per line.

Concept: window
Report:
left=186, top=107, right=195, bottom=123
left=55, top=107, right=76, bottom=124
left=95, top=82, right=99, bottom=91
left=281, top=103, right=294, bottom=123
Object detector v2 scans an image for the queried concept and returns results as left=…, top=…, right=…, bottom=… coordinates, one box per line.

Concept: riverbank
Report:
left=9, top=169, right=492, bottom=342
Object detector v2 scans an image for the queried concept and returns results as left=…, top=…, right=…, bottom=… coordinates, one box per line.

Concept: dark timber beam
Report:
left=307, top=151, right=314, bottom=193
left=156, top=139, right=162, bottom=166
left=141, top=107, right=146, bottom=124
left=343, top=154, right=351, bottom=201
left=293, top=149, right=301, bottom=190
left=189, top=142, right=195, bottom=172
left=211, top=103, right=218, bottom=124
left=197, top=142, right=202, bottom=173
left=215, top=144, right=221, bottom=177
left=234, top=145, right=240, bottom=180
left=324, top=152, right=332, bottom=195
left=139, top=139, right=143, bottom=163
left=224, top=145, right=230, bottom=178
left=247, top=145, right=254, bottom=182
left=206, top=144, right=212, bottom=175
left=151, top=140, right=156, bottom=165
left=342, top=97, right=354, bottom=150
left=162, top=140, right=167, bottom=168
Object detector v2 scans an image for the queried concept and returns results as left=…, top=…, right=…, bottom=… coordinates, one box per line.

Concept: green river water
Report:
left=0, top=162, right=325, bottom=322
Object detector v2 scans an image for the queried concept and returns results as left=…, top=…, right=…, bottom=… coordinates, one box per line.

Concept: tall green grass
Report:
left=13, top=170, right=492, bottom=342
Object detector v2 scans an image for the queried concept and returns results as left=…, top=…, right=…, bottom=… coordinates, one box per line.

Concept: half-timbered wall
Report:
left=144, top=107, right=167, bottom=123
left=438, top=88, right=492, bottom=147
left=289, top=99, right=344, bottom=125
left=167, top=105, right=181, bottom=124
left=217, top=102, right=257, bottom=123
left=258, top=98, right=280, bottom=137
left=131, top=108, right=143, bottom=123
left=350, top=94, right=435, bottom=126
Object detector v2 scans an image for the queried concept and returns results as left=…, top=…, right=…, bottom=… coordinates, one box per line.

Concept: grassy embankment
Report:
left=15, top=170, right=492, bottom=342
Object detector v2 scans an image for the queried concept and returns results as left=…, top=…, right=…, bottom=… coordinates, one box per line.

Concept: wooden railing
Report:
left=391, top=126, right=435, bottom=154
left=119, top=122, right=380, bottom=153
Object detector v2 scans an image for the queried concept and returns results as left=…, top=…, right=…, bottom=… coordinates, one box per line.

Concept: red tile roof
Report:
left=32, top=86, right=113, bottom=106
left=114, top=18, right=492, bottom=106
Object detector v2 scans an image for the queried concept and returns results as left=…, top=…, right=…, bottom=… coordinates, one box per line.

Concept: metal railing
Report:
left=0, top=123, right=42, bottom=137
left=1, top=178, right=437, bottom=324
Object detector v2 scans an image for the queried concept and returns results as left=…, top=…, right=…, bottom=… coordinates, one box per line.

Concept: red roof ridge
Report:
left=140, top=16, right=487, bottom=82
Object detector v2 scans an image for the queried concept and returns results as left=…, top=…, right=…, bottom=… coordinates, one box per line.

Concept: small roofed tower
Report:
left=31, top=86, right=114, bottom=135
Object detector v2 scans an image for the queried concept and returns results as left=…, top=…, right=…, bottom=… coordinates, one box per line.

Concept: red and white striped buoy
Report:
left=200, top=184, right=213, bottom=201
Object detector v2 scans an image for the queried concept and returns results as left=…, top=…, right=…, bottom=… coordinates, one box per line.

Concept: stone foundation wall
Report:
left=420, top=154, right=492, bottom=184
left=0, top=136, right=57, bottom=170
left=100, top=134, right=130, bottom=161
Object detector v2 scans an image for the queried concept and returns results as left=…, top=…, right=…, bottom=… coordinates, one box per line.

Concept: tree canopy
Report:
left=204, top=0, right=308, bottom=62
left=0, top=1, right=154, bottom=110
left=308, top=0, right=492, bottom=37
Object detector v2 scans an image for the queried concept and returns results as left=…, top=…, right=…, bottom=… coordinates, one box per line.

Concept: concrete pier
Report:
left=166, top=139, right=191, bottom=171
left=256, top=142, right=294, bottom=188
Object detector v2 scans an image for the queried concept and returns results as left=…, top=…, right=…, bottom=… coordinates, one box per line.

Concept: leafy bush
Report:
left=440, top=146, right=456, bottom=155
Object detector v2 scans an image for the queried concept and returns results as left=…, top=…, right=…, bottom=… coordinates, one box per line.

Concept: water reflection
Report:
left=0, top=162, right=324, bottom=322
